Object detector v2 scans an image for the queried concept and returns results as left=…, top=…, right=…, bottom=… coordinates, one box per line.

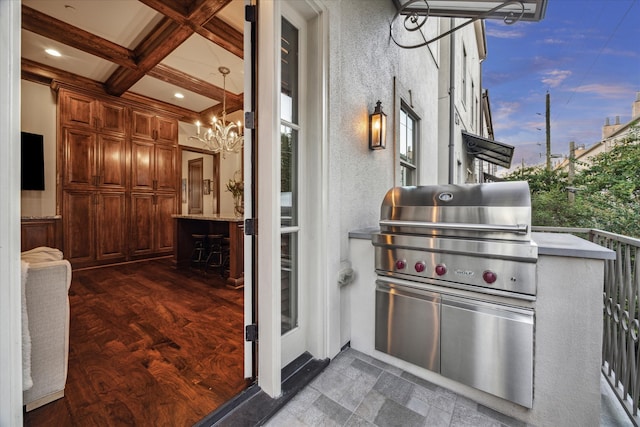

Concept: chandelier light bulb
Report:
left=189, top=66, right=244, bottom=154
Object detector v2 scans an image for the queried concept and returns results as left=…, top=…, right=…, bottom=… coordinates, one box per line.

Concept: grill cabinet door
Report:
left=441, top=295, right=534, bottom=408
left=375, top=281, right=440, bottom=372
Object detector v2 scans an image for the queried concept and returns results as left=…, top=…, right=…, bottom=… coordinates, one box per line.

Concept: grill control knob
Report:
left=395, top=259, right=407, bottom=270
left=415, top=262, right=426, bottom=273
left=483, top=270, right=497, bottom=284
left=435, top=264, right=447, bottom=276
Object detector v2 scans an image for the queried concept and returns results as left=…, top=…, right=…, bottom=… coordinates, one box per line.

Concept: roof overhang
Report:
left=462, top=131, right=514, bottom=169
left=392, top=0, right=548, bottom=22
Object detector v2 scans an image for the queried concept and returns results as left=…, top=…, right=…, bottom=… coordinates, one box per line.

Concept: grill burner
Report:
left=374, top=181, right=538, bottom=298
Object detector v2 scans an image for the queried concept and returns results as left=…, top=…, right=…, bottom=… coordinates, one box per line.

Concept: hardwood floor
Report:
left=24, top=258, right=248, bottom=427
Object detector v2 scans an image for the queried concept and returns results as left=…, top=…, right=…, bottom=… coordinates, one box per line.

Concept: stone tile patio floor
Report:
left=264, top=347, right=633, bottom=427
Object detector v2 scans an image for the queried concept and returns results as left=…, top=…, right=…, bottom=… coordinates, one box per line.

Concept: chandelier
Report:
left=190, top=66, right=243, bottom=154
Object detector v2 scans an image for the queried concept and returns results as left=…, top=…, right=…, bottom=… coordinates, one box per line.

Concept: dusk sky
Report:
left=482, top=0, right=640, bottom=171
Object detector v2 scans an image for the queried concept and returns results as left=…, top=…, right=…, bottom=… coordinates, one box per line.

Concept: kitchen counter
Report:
left=173, top=215, right=244, bottom=288
left=348, top=227, right=615, bottom=261
left=345, top=228, right=613, bottom=426
left=172, top=214, right=243, bottom=222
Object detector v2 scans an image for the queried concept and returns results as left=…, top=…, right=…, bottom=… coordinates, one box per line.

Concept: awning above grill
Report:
left=462, top=131, right=514, bottom=169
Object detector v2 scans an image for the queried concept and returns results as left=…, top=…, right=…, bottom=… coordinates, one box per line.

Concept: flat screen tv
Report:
left=21, top=132, right=45, bottom=191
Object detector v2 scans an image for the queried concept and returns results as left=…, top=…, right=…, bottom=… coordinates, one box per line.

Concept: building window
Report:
left=471, top=80, right=475, bottom=128
left=462, top=46, right=467, bottom=107
left=400, top=103, right=419, bottom=186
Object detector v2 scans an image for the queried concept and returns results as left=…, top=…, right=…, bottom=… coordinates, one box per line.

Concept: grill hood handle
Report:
left=379, top=220, right=529, bottom=235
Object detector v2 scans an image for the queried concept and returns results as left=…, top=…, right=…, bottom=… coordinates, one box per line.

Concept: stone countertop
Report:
left=531, top=232, right=615, bottom=260
left=349, top=228, right=615, bottom=261
left=21, top=215, right=62, bottom=220
left=173, top=214, right=243, bottom=222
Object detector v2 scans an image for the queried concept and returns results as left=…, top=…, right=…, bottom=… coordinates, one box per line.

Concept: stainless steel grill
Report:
left=373, top=181, right=537, bottom=408
left=373, top=181, right=538, bottom=297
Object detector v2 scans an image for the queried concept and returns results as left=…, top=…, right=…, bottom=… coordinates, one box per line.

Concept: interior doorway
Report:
left=188, top=157, right=204, bottom=214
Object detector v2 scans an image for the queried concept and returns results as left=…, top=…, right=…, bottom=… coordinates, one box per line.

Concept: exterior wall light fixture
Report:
left=369, top=100, right=387, bottom=150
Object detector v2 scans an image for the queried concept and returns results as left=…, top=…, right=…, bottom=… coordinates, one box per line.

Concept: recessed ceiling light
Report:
left=174, top=93, right=184, bottom=99
left=45, top=48, right=61, bottom=57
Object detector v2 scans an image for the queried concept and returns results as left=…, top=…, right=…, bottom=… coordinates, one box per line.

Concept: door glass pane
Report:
left=281, top=126, right=298, bottom=227
left=281, top=17, right=299, bottom=336
left=281, top=232, right=298, bottom=334
left=281, top=19, right=298, bottom=124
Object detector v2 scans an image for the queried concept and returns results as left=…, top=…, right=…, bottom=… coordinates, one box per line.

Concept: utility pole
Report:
left=545, top=91, right=551, bottom=171
left=568, top=141, right=575, bottom=203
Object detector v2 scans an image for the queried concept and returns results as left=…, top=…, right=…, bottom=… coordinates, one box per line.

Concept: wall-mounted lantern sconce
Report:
left=369, top=100, right=387, bottom=150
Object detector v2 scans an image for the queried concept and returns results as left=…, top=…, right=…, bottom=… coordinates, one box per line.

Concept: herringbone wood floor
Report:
left=24, top=258, right=247, bottom=427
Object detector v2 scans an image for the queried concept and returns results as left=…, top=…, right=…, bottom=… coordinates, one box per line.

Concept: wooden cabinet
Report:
left=59, top=88, right=178, bottom=268
left=63, top=190, right=127, bottom=266
left=131, top=109, right=177, bottom=144
left=131, top=139, right=177, bottom=192
left=21, top=217, right=63, bottom=252
left=62, top=128, right=126, bottom=190
left=60, top=90, right=126, bottom=135
left=130, top=193, right=176, bottom=256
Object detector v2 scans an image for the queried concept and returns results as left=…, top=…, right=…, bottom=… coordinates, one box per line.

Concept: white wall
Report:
left=20, top=80, right=57, bottom=217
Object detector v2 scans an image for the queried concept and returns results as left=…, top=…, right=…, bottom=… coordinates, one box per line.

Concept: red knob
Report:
left=435, top=264, right=447, bottom=276
left=415, top=262, right=426, bottom=272
left=396, top=259, right=407, bottom=270
left=483, top=270, right=497, bottom=284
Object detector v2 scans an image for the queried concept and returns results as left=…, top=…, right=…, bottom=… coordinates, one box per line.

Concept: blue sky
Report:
left=482, top=0, right=640, bottom=170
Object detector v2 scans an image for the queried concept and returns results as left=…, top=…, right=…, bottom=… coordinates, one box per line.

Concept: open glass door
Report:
left=244, top=0, right=256, bottom=381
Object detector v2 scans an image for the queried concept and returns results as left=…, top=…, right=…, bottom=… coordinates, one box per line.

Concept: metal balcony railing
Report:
left=534, top=226, right=640, bottom=426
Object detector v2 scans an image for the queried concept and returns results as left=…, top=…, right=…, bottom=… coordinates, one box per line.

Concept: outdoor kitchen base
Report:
left=346, top=228, right=613, bottom=427
left=373, top=183, right=537, bottom=408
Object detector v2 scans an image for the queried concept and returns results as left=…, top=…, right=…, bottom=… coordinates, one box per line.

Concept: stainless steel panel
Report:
left=441, top=295, right=534, bottom=408
left=379, top=182, right=532, bottom=241
left=372, top=234, right=538, bottom=261
left=374, top=244, right=537, bottom=296
left=375, top=281, right=441, bottom=372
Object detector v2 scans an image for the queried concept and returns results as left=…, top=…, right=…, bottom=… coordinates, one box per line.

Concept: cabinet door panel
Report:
left=156, top=193, right=176, bottom=252
left=99, top=135, right=126, bottom=188
left=155, top=145, right=177, bottom=191
left=61, top=92, right=94, bottom=128
left=130, top=193, right=155, bottom=255
left=131, top=110, right=154, bottom=140
left=99, top=102, right=126, bottom=134
left=63, top=128, right=96, bottom=188
left=96, top=192, right=127, bottom=260
left=63, top=191, right=95, bottom=263
left=155, top=116, right=177, bottom=144
left=131, top=140, right=155, bottom=190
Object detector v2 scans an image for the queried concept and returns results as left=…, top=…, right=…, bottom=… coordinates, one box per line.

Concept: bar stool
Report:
left=205, top=234, right=224, bottom=275
left=190, top=234, right=208, bottom=269
left=221, top=237, right=231, bottom=278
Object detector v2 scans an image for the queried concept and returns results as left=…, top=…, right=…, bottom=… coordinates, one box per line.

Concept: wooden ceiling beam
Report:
left=198, top=17, right=244, bottom=59
left=105, top=0, right=232, bottom=97
left=21, top=5, right=137, bottom=70
left=149, top=63, right=225, bottom=100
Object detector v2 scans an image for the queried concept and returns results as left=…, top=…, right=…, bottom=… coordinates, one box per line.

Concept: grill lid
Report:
left=379, top=181, right=532, bottom=241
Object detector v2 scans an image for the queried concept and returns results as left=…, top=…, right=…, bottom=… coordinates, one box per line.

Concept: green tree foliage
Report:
left=502, top=124, right=640, bottom=236
left=503, top=167, right=594, bottom=229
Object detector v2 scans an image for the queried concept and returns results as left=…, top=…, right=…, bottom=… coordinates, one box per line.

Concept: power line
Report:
left=565, top=0, right=638, bottom=105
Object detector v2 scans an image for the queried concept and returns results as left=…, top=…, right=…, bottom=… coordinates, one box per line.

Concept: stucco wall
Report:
left=326, top=0, right=441, bottom=261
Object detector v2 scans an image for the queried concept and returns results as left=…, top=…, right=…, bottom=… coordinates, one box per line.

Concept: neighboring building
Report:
left=1, top=0, right=538, bottom=423
left=556, top=92, right=640, bottom=173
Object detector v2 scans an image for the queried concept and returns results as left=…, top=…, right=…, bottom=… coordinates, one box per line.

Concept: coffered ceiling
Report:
left=21, top=0, right=245, bottom=123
